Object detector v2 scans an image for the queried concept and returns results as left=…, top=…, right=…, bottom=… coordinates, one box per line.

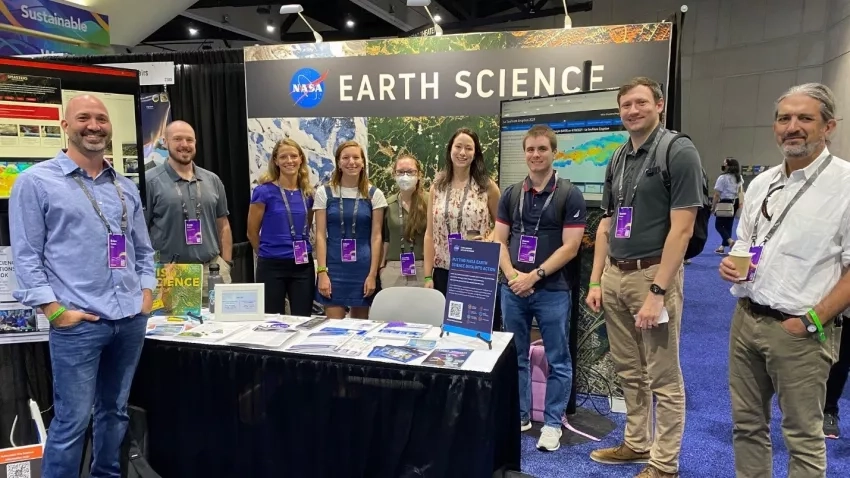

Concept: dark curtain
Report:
left=0, top=342, right=52, bottom=449
left=131, top=340, right=521, bottom=478
left=74, top=50, right=251, bottom=245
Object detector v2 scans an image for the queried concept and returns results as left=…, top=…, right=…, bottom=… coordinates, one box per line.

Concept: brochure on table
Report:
left=143, top=312, right=511, bottom=373
left=441, top=239, right=500, bottom=344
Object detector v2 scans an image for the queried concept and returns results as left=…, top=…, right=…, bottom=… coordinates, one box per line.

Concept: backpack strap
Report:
left=552, top=178, right=574, bottom=224
left=655, top=130, right=691, bottom=190
left=604, top=142, right=629, bottom=215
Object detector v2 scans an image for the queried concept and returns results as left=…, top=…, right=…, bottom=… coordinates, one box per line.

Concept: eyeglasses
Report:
left=761, top=185, right=784, bottom=221
left=395, top=170, right=418, bottom=176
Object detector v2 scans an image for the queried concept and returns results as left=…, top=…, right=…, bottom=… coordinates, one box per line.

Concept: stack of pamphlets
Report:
left=373, top=321, right=432, bottom=340
left=226, top=320, right=299, bottom=348
left=175, top=322, right=246, bottom=343
left=367, top=345, right=427, bottom=363
left=145, top=323, right=186, bottom=337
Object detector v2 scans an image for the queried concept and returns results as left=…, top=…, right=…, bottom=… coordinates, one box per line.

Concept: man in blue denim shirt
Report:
left=494, top=124, right=586, bottom=452
left=10, top=94, right=155, bottom=478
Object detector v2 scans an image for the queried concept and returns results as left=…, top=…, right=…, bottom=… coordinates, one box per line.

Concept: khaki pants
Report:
left=202, top=255, right=232, bottom=307
left=729, top=301, right=839, bottom=478
left=602, top=259, right=686, bottom=474
left=379, top=260, right=424, bottom=288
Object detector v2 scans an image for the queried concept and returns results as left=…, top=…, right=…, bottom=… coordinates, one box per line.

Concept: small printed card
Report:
left=423, top=349, right=473, bottom=369
left=518, top=235, right=538, bottom=263
left=184, top=219, right=203, bottom=245
left=368, top=345, right=426, bottom=363
left=107, top=233, right=127, bottom=269
left=615, top=207, right=633, bottom=239
left=341, top=239, right=357, bottom=262
left=400, top=252, right=416, bottom=276
left=405, top=339, right=437, bottom=350
left=293, top=240, right=309, bottom=264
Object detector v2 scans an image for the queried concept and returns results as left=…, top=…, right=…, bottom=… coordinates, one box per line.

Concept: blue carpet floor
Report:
left=520, top=219, right=850, bottom=477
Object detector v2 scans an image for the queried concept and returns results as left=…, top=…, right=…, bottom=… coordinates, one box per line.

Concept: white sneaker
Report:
left=520, top=420, right=532, bottom=432
left=536, top=425, right=562, bottom=451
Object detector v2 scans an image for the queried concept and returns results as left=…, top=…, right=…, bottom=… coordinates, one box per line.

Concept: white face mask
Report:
left=395, top=174, right=418, bottom=191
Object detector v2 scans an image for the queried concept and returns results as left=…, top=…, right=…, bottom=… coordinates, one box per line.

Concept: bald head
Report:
left=62, top=94, right=112, bottom=155
left=164, top=120, right=197, bottom=165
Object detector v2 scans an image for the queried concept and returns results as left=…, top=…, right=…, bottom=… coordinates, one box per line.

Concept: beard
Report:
left=169, top=146, right=195, bottom=165
left=778, top=135, right=820, bottom=159
left=68, top=129, right=110, bottom=153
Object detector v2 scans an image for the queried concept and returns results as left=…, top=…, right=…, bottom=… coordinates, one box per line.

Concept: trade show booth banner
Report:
left=243, top=23, right=672, bottom=395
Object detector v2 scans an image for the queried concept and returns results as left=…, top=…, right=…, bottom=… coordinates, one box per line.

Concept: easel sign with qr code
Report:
left=441, top=239, right=500, bottom=349
left=0, top=444, right=43, bottom=478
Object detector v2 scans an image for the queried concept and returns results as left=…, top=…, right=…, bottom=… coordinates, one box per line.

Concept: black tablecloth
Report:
left=130, top=339, right=520, bottom=478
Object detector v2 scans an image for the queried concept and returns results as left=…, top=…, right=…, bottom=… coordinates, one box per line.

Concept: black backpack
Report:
left=608, top=130, right=711, bottom=260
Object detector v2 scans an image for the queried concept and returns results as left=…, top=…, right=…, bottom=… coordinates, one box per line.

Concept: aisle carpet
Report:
left=518, top=219, right=850, bottom=477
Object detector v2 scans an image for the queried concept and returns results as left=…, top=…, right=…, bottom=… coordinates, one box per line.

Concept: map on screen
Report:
left=499, top=89, right=625, bottom=202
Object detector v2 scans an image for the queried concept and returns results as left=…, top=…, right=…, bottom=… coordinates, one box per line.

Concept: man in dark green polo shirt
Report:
left=586, top=77, right=704, bottom=478
left=145, top=121, right=233, bottom=304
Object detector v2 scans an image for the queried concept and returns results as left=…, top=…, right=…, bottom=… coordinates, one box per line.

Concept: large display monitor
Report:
left=499, top=88, right=625, bottom=204
left=0, top=57, right=144, bottom=200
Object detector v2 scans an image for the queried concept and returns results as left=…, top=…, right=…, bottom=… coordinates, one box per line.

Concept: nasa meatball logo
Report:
left=453, top=244, right=460, bottom=252
left=290, top=68, right=328, bottom=108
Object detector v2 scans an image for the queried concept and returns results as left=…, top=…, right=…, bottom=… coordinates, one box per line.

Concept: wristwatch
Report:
left=649, top=284, right=666, bottom=296
left=536, top=268, right=547, bottom=279
left=798, top=313, right=818, bottom=334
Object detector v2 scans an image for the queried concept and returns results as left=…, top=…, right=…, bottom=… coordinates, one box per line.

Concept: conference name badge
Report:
left=293, top=240, right=309, bottom=265
left=108, top=233, right=127, bottom=269
left=745, top=245, right=763, bottom=282
left=185, top=219, right=203, bottom=245
left=615, top=207, right=633, bottom=239
left=400, top=252, right=416, bottom=276
left=341, top=239, right=357, bottom=263
left=518, top=235, right=538, bottom=264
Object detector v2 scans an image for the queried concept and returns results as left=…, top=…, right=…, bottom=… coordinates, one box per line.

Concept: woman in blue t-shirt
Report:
left=248, top=139, right=315, bottom=315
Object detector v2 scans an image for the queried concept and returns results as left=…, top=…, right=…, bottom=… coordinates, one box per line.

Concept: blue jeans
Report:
left=501, top=286, right=572, bottom=428
left=44, top=314, right=147, bottom=478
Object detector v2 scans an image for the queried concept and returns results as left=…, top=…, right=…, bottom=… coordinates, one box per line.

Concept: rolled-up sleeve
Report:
left=9, top=173, right=56, bottom=307
left=129, top=187, right=157, bottom=290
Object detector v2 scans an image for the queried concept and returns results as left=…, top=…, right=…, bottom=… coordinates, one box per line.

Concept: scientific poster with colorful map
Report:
left=152, top=263, right=202, bottom=317
left=0, top=161, right=37, bottom=198
left=243, top=24, right=673, bottom=397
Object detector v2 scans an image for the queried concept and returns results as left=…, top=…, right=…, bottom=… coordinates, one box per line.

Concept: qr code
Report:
left=448, top=301, right=463, bottom=320
left=6, top=461, right=31, bottom=478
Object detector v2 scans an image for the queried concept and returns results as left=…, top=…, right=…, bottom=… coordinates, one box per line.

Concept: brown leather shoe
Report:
left=634, top=464, right=679, bottom=477
left=590, top=443, right=650, bottom=465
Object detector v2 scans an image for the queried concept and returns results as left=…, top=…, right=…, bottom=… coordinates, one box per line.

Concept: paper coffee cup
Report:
left=728, top=251, right=754, bottom=280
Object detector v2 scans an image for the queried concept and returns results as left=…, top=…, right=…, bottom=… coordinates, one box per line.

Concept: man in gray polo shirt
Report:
left=585, top=77, right=704, bottom=478
left=146, top=121, right=233, bottom=303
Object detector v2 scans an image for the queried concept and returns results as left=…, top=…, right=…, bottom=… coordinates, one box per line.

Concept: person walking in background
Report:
left=314, top=141, right=387, bottom=319
left=247, top=139, right=315, bottom=316
left=824, top=310, right=849, bottom=439
left=423, top=127, right=501, bottom=293
left=586, top=77, right=704, bottom=478
left=380, top=153, right=428, bottom=287
left=713, top=157, right=745, bottom=254
left=10, top=95, right=156, bottom=477
left=718, top=83, right=850, bottom=477
left=494, top=124, right=586, bottom=451
left=145, top=120, right=233, bottom=304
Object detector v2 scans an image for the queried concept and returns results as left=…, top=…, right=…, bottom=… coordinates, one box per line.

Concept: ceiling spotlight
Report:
left=280, top=4, right=323, bottom=43
left=188, top=27, right=198, bottom=36
left=346, top=19, right=355, bottom=28
left=434, top=14, right=441, bottom=23
left=266, top=19, right=275, bottom=32
left=406, top=0, right=442, bottom=36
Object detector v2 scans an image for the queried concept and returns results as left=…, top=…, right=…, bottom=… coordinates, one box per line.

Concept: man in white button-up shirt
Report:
left=719, top=83, right=850, bottom=478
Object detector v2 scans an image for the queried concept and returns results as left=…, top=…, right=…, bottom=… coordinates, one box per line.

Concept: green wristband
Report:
left=424, top=276, right=433, bottom=282
left=807, top=309, right=826, bottom=343
left=589, top=282, right=601, bottom=288
left=48, top=306, right=66, bottom=322
left=511, top=272, right=519, bottom=280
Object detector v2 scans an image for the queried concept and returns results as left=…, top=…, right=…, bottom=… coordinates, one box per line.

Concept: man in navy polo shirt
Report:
left=494, top=124, right=587, bottom=451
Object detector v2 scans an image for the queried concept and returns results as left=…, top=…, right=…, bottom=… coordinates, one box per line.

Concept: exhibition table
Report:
left=130, top=322, right=520, bottom=478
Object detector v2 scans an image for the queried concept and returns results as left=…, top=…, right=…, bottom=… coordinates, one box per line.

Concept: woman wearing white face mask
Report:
left=379, top=153, right=429, bottom=287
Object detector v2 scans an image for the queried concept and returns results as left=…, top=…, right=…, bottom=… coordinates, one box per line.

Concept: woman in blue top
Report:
left=248, top=138, right=315, bottom=315
left=314, top=140, right=387, bottom=319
